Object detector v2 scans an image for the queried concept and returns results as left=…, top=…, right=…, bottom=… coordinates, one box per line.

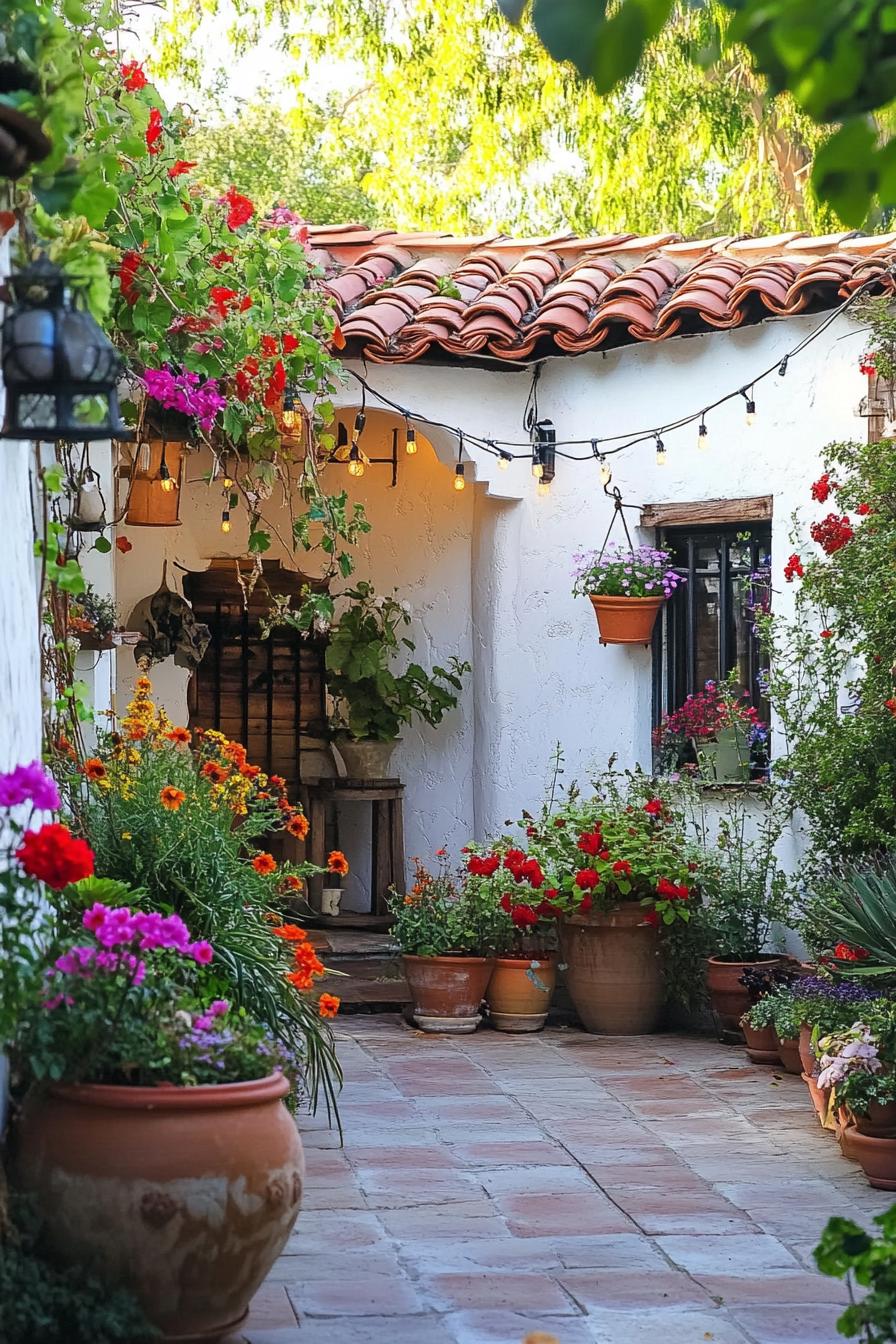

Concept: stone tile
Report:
left=476, top=1163, right=596, bottom=1196
left=695, top=1272, right=851, bottom=1306
left=657, top=1232, right=801, bottom=1274
left=729, top=1304, right=848, bottom=1342
left=584, top=1308, right=751, bottom=1344
left=422, top=1272, right=580, bottom=1313
left=243, top=1282, right=297, bottom=1329
left=289, top=1275, right=425, bottom=1317
left=495, top=1191, right=637, bottom=1237
left=377, top=1200, right=511, bottom=1239
left=266, top=1249, right=402, bottom=1281
left=281, top=1316, right=456, bottom=1344
left=444, top=1310, right=599, bottom=1344
left=447, top=1139, right=577, bottom=1167
left=604, top=1187, right=753, bottom=1235
left=559, top=1268, right=716, bottom=1310
left=285, top=1210, right=382, bottom=1251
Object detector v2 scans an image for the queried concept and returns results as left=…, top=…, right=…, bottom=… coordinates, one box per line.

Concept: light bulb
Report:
left=454, top=463, right=466, bottom=491
left=656, top=437, right=667, bottom=467
left=698, top=420, right=709, bottom=450
left=222, top=475, right=233, bottom=489
left=348, top=458, right=365, bottom=478
left=537, top=478, right=551, bottom=497
left=498, top=452, right=511, bottom=471
left=599, top=457, right=612, bottom=486
left=745, top=400, right=756, bottom=427
left=405, top=427, right=417, bottom=455
left=221, top=512, right=231, bottom=534
left=532, top=460, right=543, bottom=480
left=160, top=476, right=175, bottom=493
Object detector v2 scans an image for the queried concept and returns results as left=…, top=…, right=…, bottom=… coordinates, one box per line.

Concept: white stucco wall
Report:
left=114, top=311, right=866, bottom=890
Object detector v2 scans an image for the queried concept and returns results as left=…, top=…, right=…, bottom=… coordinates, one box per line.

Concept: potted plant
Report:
left=789, top=975, right=883, bottom=1076
left=816, top=1020, right=896, bottom=1185
left=746, top=982, right=805, bottom=1072
left=527, top=772, right=698, bottom=1034
left=386, top=854, right=502, bottom=1032
left=654, top=676, right=768, bottom=783
left=464, top=845, right=559, bottom=1032
left=741, top=994, right=781, bottom=1064
left=68, top=584, right=121, bottom=651
left=13, top=900, right=305, bottom=1342
left=571, top=542, right=684, bottom=645
left=325, top=582, right=470, bottom=779
left=696, top=786, right=794, bottom=1032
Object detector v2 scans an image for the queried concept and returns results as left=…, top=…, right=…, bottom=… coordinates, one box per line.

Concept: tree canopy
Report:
left=148, top=0, right=836, bottom=238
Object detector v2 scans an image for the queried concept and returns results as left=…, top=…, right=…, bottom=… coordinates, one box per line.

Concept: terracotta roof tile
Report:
left=312, top=224, right=896, bottom=363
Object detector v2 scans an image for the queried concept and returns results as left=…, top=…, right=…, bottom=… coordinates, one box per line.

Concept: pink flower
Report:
left=209, top=999, right=229, bottom=1017
left=82, top=901, right=110, bottom=933
left=189, top=940, right=214, bottom=965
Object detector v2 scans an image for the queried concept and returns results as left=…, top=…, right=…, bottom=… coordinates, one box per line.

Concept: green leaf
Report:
left=810, top=119, right=877, bottom=226
left=43, top=463, right=65, bottom=494
left=93, top=536, right=112, bottom=554
left=248, top=529, right=271, bottom=553
left=69, top=180, right=117, bottom=227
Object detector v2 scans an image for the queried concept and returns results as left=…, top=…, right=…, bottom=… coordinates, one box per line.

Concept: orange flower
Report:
left=282, top=874, right=303, bottom=892
left=223, top=742, right=247, bottom=766
left=252, top=852, right=277, bottom=875
left=318, top=993, right=340, bottom=1019
left=277, top=797, right=293, bottom=814
left=82, top=758, right=106, bottom=781
left=286, top=968, right=315, bottom=990
left=201, top=761, right=230, bottom=784
left=135, top=676, right=152, bottom=692
left=165, top=727, right=191, bottom=744
left=160, top=786, right=186, bottom=811
left=269, top=774, right=287, bottom=792
left=124, top=720, right=147, bottom=741
left=273, top=923, right=308, bottom=942
left=286, top=813, right=310, bottom=840
left=327, top=850, right=349, bottom=877
left=240, top=762, right=261, bottom=779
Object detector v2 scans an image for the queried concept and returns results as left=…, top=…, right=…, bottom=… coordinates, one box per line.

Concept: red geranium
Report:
left=575, top=868, right=599, bottom=890
left=168, top=160, right=197, bottom=179
left=467, top=853, right=500, bottom=877
left=810, top=514, right=853, bottom=555
left=503, top=848, right=526, bottom=876
left=577, top=829, right=603, bottom=856
left=511, top=905, right=538, bottom=929
left=223, top=186, right=255, bottom=231
left=886, top=699, right=896, bottom=717
left=860, top=353, right=877, bottom=376
left=121, top=60, right=147, bottom=92
left=263, top=358, right=286, bottom=409
left=145, top=107, right=163, bottom=155
left=857, top=503, right=873, bottom=516
left=810, top=472, right=836, bottom=503
left=644, top=798, right=663, bottom=817
left=643, top=910, right=661, bottom=927
left=499, top=893, right=512, bottom=913
left=17, top=823, right=94, bottom=889
left=118, top=249, right=142, bottom=305
left=209, top=251, right=234, bottom=269
left=784, top=553, right=804, bottom=583
left=612, top=859, right=632, bottom=876
left=260, top=334, right=279, bottom=357
left=282, top=333, right=299, bottom=353
left=519, top=857, right=544, bottom=888
left=833, top=942, right=869, bottom=962
left=578, top=894, right=593, bottom=914
left=657, top=877, right=690, bottom=900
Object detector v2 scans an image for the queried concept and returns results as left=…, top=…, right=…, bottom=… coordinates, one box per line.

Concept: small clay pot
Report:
left=775, top=1034, right=803, bottom=1075
left=706, top=956, right=783, bottom=1033
left=855, top=1099, right=896, bottom=1138
left=486, top=957, right=557, bottom=1033
left=849, top=1130, right=896, bottom=1189
left=403, top=955, right=495, bottom=1032
left=589, top=594, right=664, bottom=646
left=742, top=1021, right=779, bottom=1064
left=798, top=1023, right=817, bottom=1077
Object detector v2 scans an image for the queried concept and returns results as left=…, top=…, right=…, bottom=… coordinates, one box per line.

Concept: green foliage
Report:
left=824, top=863, right=896, bottom=975
left=387, top=855, right=508, bottom=957
left=324, top=582, right=469, bottom=742
left=0, top=1196, right=156, bottom=1344
left=69, top=583, right=117, bottom=639
left=815, top=1205, right=896, bottom=1342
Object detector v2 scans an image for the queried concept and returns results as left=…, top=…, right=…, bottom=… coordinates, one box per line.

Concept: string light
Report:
left=655, top=434, right=667, bottom=467
left=778, top=357, right=789, bottom=377
left=498, top=449, right=512, bottom=471
left=347, top=442, right=365, bottom=478
left=158, top=444, right=175, bottom=493
left=454, top=462, right=466, bottom=491
left=697, top=416, right=709, bottom=450
left=405, top=424, right=417, bottom=455
left=742, top=388, right=756, bottom=426
left=599, top=456, right=612, bottom=486
left=220, top=509, right=231, bottom=534
left=222, top=472, right=233, bottom=489
left=531, top=457, right=543, bottom=479
left=537, top=477, right=551, bottom=497
left=281, top=388, right=300, bottom=431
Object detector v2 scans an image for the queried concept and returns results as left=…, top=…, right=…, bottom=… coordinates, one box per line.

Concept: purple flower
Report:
left=189, top=940, right=214, bottom=965
left=143, top=368, right=226, bottom=434
left=0, top=761, right=60, bottom=812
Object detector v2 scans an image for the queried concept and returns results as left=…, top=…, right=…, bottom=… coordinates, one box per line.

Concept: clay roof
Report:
left=308, top=225, right=896, bottom=365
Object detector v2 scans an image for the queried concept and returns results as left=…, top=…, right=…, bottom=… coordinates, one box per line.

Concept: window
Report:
left=651, top=521, right=772, bottom=747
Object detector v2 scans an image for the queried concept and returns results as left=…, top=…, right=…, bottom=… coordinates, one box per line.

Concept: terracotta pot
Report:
left=849, top=1130, right=896, bottom=1189
left=838, top=1108, right=860, bottom=1161
left=336, top=738, right=398, bottom=780
left=125, top=439, right=185, bottom=527
left=775, top=1034, right=803, bottom=1075
left=705, top=956, right=783, bottom=1033
left=560, top=904, right=664, bottom=1035
left=742, top=1021, right=779, bottom=1064
left=402, top=955, right=495, bottom=1032
left=798, top=1023, right=817, bottom=1076
left=589, top=594, right=663, bottom=646
left=802, top=1071, right=836, bottom=1129
left=486, top=956, right=557, bottom=1032
left=15, top=1074, right=303, bottom=1343
left=855, top=1099, right=896, bottom=1138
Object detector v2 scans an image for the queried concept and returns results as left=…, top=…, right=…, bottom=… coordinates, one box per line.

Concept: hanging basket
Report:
left=125, top=439, right=184, bottom=527
left=590, top=595, right=663, bottom=646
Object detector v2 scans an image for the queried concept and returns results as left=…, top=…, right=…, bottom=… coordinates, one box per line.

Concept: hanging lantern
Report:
left=68, top=467, right=108, bottom=533
left=125, top=439, right=184, bottom=527
left=1, top=254, right=127, bottom=442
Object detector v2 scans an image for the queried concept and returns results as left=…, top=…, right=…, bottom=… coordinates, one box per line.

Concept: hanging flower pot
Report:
left=572, top=539, right=684, bottom=648
left=125, top=439, right=184, bottom=527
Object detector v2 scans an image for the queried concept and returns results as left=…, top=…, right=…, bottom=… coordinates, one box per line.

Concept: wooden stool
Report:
left=307, top=778, right=405, bottom=926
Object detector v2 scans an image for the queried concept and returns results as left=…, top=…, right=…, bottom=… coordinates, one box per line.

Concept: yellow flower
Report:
left=121, top=831, right=132, bottom=841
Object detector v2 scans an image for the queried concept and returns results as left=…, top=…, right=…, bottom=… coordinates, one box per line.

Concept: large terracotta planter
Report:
left=849, top=1130, right=896, bottom=1189
left=560, top=904, right=664, bottom=1035
left=775, top=1034, right=803, bottom=1075
left=798, top=1023, right=817, bottom=1076
left=589, top=595, right=663, bottom=646
left=16, top=1074, right=303, bottom=1343
left=486, top=956, right=557, bottom=1032
left=742, top=1021, right=779, bottom=1064
left=402, top=954, right=495, bottom=1033
left=336, top=738, right=398, bottom=780
left=705, top=956, right=783, bottom=1033
left=855, top=1100, right=896, bottom=1138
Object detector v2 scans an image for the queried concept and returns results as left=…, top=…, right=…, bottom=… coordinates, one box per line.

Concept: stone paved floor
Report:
left=230, top=1016, right=894, bottom=1344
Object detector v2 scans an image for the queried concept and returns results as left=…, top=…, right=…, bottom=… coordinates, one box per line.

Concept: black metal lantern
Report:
left=1, top=254, right=127, bottom=441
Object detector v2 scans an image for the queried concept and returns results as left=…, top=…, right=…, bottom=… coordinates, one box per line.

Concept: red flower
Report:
left=644, top=798, right=663, bottom=817
left=820, top=629, right=833, bottom=639
left=536, top=899, right=563, bottom=918
left=263, top=358, right=286, bottom=410
left=577, top=830, right=603, bottom=856
left=860, top=353, right=877, bottom=376
left=810, top=514, right=853, bottom=556
left=857, top=503, right=873, bottom=516
left=784, top=553, right=804, bottom=583
left=511, top=905, right=538, bottom=929
left=885, top=699, right=896, bottom=718
left=503, top=848, right=526, bottom=877
left=235, top=369, right=254, bottom=401
left=833, top=942, right=869, bottom=962
left=810, top=472, right=836, bottom=503
left=643, top=910, right=661, bottom=927
left=209, top=285, right=242, bottom=318
left=612, top=859, right=632, bottom=877
left=467, top=854, right=500, bottom=877
left=282, top=333, right=299, bottom=354
left=115, top=535, right=133, bottom=554
left=520, top=857, right=544, bottom=889
left=260, top=334, right=279, bottom=357
left=168, top=160, right=197, bottom=179
left=209, top=251, right=234, bottom=269
left=242, top=356, right=259, bottom=376
left=118, top=249, right=142, bottom=305
left=553, top=818, right=566, bottom=828
left=121, top=60, right=147, bottom=92
left=145, top=107, right=163, bottom=155
left=499, top=893, right=512, bottom=913
left=657, top=877, right=690, bottom=901
left=17, top=823, right=94, bottom=889
left=578, top=894, right=593, bottom=914
left=239, top=294, right=253, bottom=312
left=223, top=186, right=255, bottom=231
left=575, top=868, right=599, bottom=890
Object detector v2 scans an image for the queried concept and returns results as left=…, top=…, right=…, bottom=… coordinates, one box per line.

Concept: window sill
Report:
left=687, top=779, right=769, bottom=794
